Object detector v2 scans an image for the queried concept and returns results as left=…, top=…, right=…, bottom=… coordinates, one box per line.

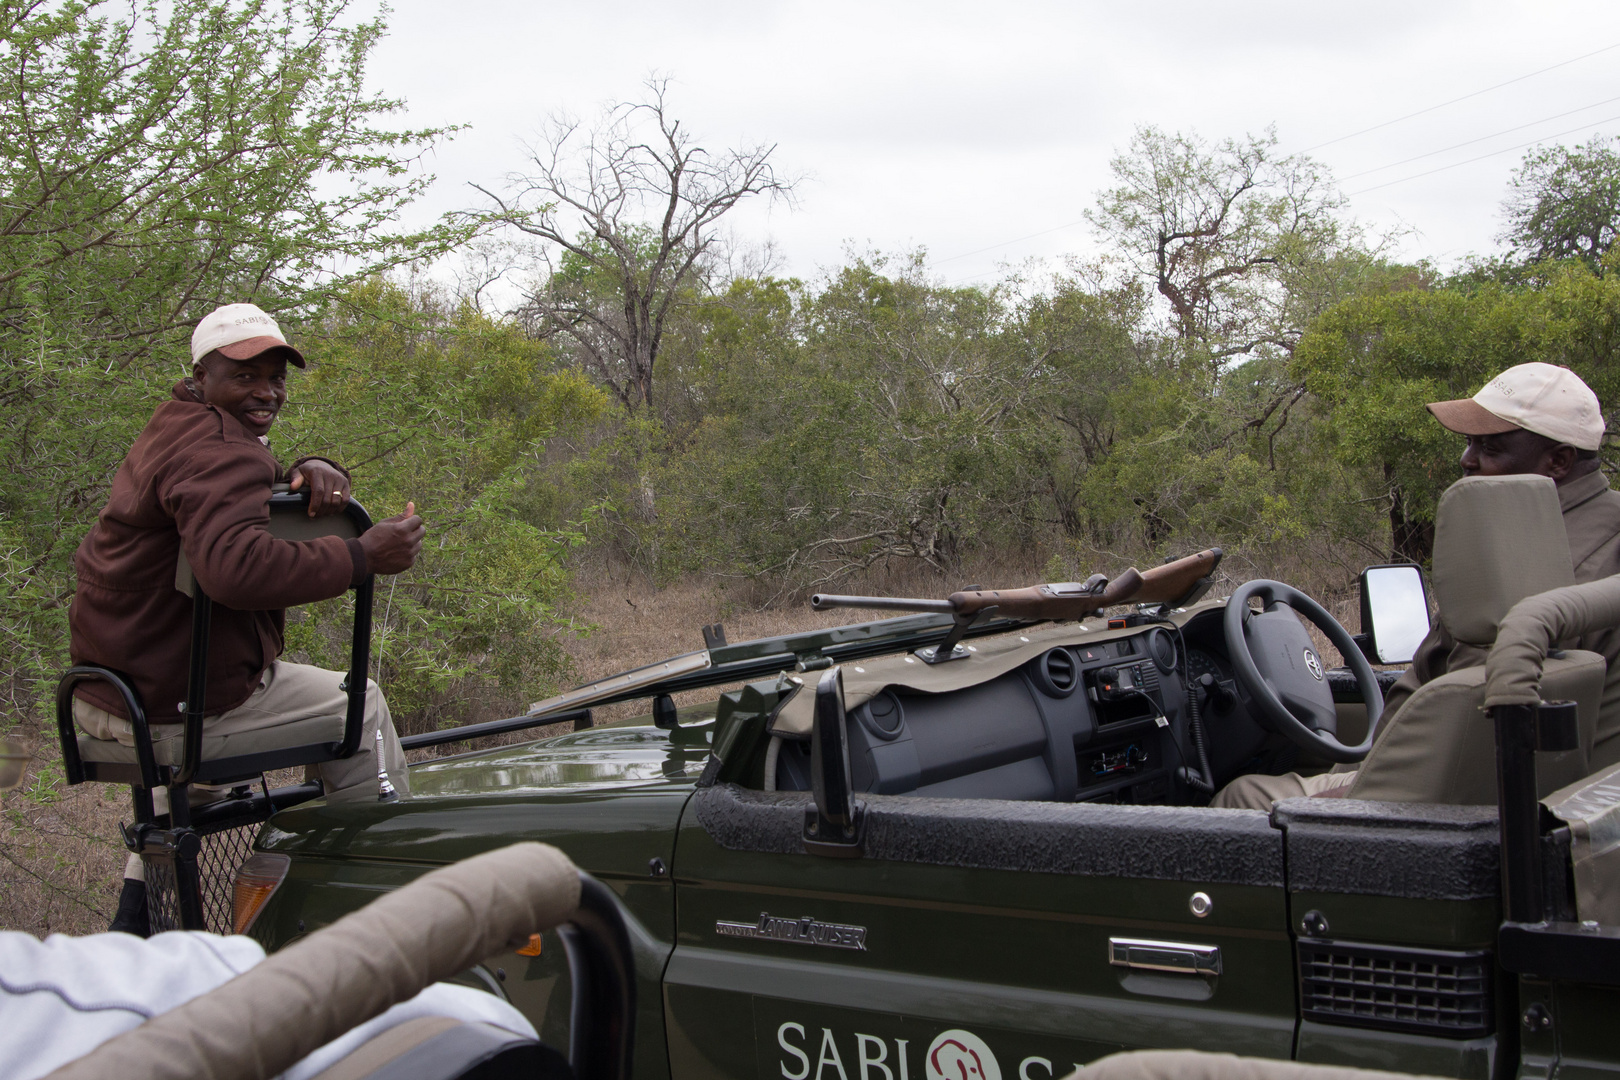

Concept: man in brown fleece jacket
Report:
left=69, top=303, right=425, bottom=931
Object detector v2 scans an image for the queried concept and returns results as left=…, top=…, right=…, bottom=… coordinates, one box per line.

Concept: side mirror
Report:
left=803, top=667, right=863, bottom=858
left=1358, top=564, right=1430, bottom=665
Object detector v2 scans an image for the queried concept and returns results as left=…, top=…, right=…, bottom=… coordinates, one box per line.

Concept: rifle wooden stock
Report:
left=1131, top=548, right=1222, bottom=605
left=809, top=548, right=1219, bottom=623
left=946, top=568, right=1143, bottom=620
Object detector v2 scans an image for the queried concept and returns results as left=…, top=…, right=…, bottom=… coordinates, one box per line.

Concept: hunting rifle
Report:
left=810, top=548, right=1222, bottom=663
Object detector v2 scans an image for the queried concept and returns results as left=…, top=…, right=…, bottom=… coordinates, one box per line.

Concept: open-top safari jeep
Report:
left=58, top=474, right=1620, bottom=1080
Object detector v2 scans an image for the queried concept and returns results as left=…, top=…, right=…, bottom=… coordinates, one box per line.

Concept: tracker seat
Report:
left=54, top=488, right=376, bottom=931
left=1349, top=474, right=1604, bottom=804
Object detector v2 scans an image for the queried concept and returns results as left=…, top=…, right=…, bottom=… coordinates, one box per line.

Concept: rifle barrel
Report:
left=810, top=594, right=957, bottom=614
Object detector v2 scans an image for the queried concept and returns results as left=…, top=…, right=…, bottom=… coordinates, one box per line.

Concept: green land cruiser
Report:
left=56, top=475, right=1620, bottom=1080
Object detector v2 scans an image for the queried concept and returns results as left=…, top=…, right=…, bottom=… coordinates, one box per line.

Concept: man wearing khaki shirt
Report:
left=1213, top=362, right=1619, bottom=809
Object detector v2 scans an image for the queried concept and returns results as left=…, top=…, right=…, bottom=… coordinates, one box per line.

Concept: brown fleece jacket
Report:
left=69, top=382, right=367, bottom=721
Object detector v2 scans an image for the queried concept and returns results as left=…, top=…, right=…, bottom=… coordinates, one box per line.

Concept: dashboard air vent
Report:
left=1032, top=648, right=1078, bottom=698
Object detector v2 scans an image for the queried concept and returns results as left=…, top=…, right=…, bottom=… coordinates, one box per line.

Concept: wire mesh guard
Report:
left=144, top=857, right=183, bottom=935
left=144, top=824, right=259, bottom=935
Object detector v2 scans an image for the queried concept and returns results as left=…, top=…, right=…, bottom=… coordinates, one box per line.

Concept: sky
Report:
left=366, top=0, right=1620, bottom=298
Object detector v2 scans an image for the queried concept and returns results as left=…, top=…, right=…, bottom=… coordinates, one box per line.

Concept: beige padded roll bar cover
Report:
left=1431, top=474, right=1573, bottom=646
left=46, top=842, right=581, bottom=1080
left=1064, top=1050, right=1450, bottom=1080
left=1487, top=575, right=1620, bottom=707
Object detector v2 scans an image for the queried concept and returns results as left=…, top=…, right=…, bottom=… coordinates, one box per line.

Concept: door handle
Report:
left=1108, top=937, right=1222, bottom=976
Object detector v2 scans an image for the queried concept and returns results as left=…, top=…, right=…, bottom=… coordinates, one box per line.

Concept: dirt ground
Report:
left=0, top=553, right=1364, bottom=936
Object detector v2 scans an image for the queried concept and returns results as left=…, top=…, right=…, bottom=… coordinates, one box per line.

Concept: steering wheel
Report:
left=1222, top=580, right=1384, bottom=764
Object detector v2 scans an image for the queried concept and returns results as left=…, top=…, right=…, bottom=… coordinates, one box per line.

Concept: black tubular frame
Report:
left=399, top=708, right=593, bottom=751
left=1493, top=700, right=1620, bottom=988
left=174, top=491, right=374, bottom=784
left=57, top=495, right=374, bottom=792
left=1493, top=703, right=1544, bottom=925
left=558, top=873, right=637, bottom=1080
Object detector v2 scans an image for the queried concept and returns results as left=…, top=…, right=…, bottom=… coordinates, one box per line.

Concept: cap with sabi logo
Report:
left=1426, top=362, right=1604, bottom=452
left=190, top=303, right=305, bottom=368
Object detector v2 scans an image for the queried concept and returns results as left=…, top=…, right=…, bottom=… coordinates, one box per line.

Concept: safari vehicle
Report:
left=57, top=475, right=1620, bottom=1080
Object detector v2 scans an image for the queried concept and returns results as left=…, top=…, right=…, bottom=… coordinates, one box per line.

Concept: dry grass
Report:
left=1, top=546, right=1372, bottom=936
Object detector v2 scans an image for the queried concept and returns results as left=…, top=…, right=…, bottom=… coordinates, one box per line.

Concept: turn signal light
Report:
left=232, top=853, right=291, bottom=935
left=516, top=934, right=544, bottom=957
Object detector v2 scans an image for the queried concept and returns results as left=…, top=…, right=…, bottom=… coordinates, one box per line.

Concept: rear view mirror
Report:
left=1358, top=564, right=1430, bottom=665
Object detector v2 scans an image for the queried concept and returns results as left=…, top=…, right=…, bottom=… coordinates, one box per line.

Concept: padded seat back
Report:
left=1431, top=474, right=1573, bottom=647
left=1351, top=474, right=1588, bottom=804
left=1348, top=650, right=1605, bottom=804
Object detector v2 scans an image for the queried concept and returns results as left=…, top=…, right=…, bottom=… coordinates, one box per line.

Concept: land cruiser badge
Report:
left=716, top=912, right=868, bottom=951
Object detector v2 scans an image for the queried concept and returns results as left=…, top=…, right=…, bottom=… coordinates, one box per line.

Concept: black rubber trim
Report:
left=694, top=783, right=1283, bottom=885
left=1273, top=797, right=1500, bottom=900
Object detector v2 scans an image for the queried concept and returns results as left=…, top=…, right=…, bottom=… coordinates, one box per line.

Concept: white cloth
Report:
left=0, top=929, right=536, bottom=1080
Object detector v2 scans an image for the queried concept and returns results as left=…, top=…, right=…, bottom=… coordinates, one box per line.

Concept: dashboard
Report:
left=772, top=610, right=1288, bottom=806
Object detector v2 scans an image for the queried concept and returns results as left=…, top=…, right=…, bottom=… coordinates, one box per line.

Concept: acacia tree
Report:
left=0, top=0, right=465, bottom=728
left=1087, top=126, right=1360, bottom=365
left=0, top=0, right=461, bottom=368
left=1502, top=136, right=1620, bottom=271
left=481, top=80, right=794, bottom=412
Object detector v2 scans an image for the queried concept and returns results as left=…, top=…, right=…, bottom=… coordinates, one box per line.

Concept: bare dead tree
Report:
left=478, top=80, right=795, bottom=411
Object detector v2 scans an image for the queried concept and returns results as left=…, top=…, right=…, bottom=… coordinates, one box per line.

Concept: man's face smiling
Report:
left=193, top=351, right=288, bottom=436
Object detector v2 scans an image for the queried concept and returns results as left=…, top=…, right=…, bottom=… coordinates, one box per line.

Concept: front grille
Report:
left=1298, top=938, right=1493, bottom=1039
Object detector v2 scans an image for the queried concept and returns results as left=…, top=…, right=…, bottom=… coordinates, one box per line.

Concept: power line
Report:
left=931, top=45, right=1620, bottom=279
left=931, top=217, right=1088, bottom=267
left=1346, top=112, right=1620, bottom=196
left=1339, top=92, right=1620, bottom=181
left=1300, top=40, right=1620, bottom=154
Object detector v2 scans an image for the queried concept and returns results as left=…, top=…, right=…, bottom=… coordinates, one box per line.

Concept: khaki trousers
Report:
left=1208, top=769, right=1358, bottom=810
left=77, top=661, right=410, bottom=881
left=79, top=661, right=409, bottom=882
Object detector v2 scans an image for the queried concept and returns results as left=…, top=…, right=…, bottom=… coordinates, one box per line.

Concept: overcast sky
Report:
left=368, top=0, right=1620, bottom=296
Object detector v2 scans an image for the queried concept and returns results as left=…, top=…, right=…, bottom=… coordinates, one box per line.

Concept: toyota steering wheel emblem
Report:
left=1303, top=648, right=1324, bottom=680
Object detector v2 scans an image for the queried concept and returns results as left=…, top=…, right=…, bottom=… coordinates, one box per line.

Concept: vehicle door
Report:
left=663, top=784, right=1293, bottom=1080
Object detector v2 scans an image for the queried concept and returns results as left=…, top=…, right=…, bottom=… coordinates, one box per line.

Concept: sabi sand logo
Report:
left=925, top=1030, right=1001, bottom=1080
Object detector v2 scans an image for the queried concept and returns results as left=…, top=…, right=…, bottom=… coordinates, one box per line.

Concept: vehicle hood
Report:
left=257, top=720, right=711, bottom=874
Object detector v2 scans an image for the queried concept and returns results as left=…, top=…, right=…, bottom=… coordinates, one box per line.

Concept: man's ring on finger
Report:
left=330, top=490, right=344, bottom=501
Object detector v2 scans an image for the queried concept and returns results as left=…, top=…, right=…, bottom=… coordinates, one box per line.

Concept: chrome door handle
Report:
left=1108, top=937, right=1222, bottom=976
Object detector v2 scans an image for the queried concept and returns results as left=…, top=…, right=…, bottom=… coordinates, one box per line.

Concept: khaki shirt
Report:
left=1380, top=469, right=1620, bottom=768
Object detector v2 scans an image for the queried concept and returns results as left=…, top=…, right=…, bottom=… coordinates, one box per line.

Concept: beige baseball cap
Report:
left=1426, top=362, right=1605, bottom=452
left=190, top=303, right=305, bottom=367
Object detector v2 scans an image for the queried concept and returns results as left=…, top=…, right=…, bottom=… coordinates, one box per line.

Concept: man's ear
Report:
left=1545, top=443, right=1579, bottom=481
